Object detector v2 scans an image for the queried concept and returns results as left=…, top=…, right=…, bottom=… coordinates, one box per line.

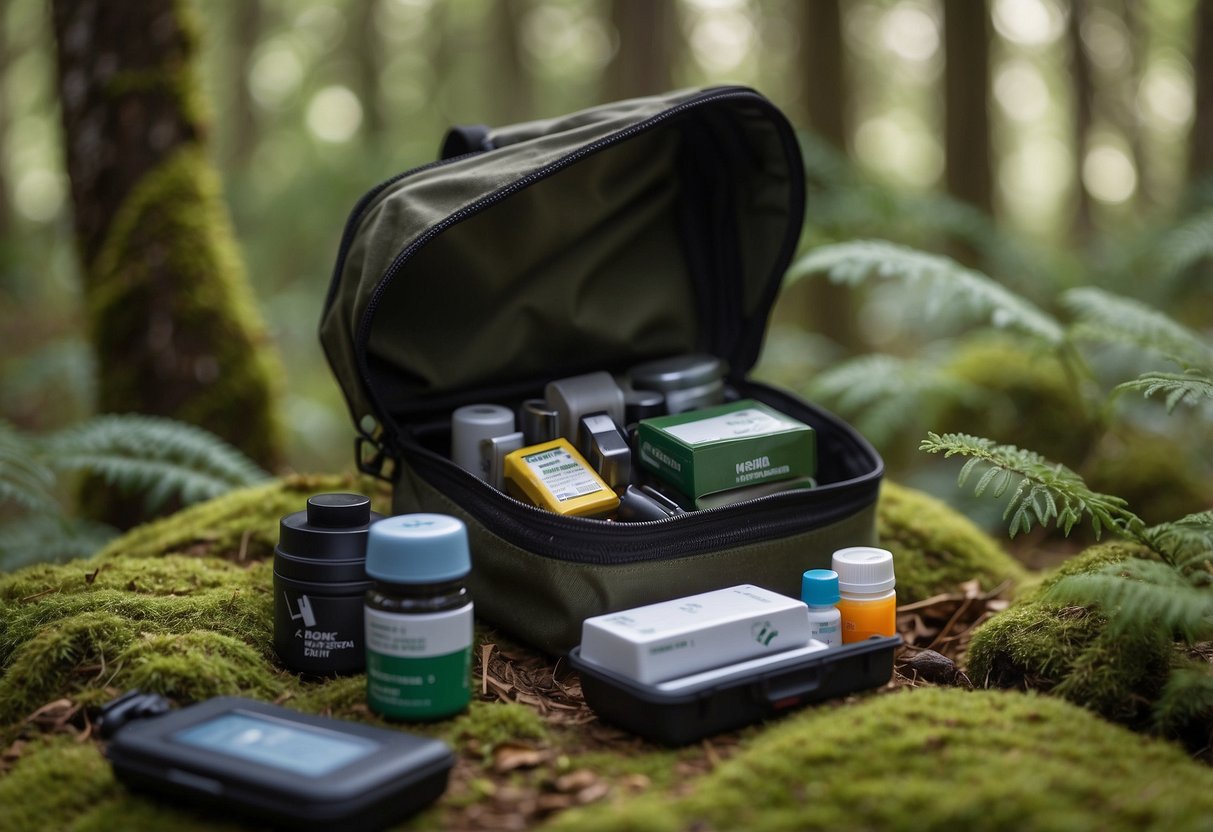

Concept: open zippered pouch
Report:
left=321, top=86, right=884, bottom=653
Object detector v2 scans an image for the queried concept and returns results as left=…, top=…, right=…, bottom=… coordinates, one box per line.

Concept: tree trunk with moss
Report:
left=51, top=0, right=284, bottom=478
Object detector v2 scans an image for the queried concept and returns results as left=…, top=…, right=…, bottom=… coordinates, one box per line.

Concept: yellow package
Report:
left=503, top=438, right=620, bottom=518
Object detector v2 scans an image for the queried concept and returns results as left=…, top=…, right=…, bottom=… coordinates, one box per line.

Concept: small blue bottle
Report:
left=801, top=569, right=842, bottom=648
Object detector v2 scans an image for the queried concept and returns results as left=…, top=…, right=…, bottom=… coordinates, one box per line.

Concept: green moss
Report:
left=877, top=480, right=1028, bottom=602
left=0, top=611, right=137, bottom=724
left=1086, top=428, right=1213, bottom=526
left=968, top=543, right=1174, bottom=725
left=1024, top=541, right=1152, bottom=600
left=289, top=674, right=372, bottom=719
left=0, top=554, right=277, bottom=725
left=0, top=477, right=393, bottom=730
left=0, top=737, right=247, bottom=832
left=544, top=688, right=1213, bottom=832
left=88, top=145, right=283, bottom=468
left=92, top=474, right=367, bottom=563
left=447, top=699, right=548, bottom=755
left=117, top=630, right=284, bottom=702
left=0, top=737, right=117, bottom=832
left=0, top=555, right=272, bottom=660
left=69, top=799, right=243, bottom=832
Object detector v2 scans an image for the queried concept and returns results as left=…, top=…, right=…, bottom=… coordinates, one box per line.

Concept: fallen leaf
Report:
left=493, top=743, right=549, bottom=773
left=553, top=769, right=597, bottom=793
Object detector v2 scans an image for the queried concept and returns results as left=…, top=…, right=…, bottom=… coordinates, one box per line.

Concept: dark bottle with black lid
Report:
left=273, top=493, right=383, bottom=674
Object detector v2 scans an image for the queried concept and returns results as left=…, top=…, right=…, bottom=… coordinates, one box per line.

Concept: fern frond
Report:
left=40, top=414, right=271, bottom=509
left=808, top=355, right=982, bottom=445
left=1152, top=664, right=1213, bottom=735
left=0, top=420, right=58, bottom=512
left=1157, top=209, right=1213, bottom=286
left=1064, top=286, right=1213, bottom=370
left=0, top=514, right=118, bottom=570
left=1141, top=512, right=1213, bottom=573
left=1114, top=369, right=1213, bottom=413
left=1047, top=560, right=1213, bottom=642
left=788, top=240, right=1065, bottom=345
left=919, top=432, right=1140, bottom=538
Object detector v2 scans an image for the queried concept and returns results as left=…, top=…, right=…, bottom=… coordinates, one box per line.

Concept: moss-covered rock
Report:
left=0, top=556, right=281, bottom=726
left=967, top=542, right=1178, bottom=726
left=0, top=478, right=1206, bottom=829
left=93, top=472, right=373, bottom=563
left=877, top=480, right=1028, bottom=602
left=0, top=735, right=253, bottom=832
left=1085, top=428, right=1213, bottom=527
left=544, top=688, right=1213, bottom=832
left=939, top=335, right=1093, bottom=464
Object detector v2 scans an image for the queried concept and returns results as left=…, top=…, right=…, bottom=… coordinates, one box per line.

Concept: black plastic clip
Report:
left=356, top=435, right=396, bottom=482
left=98, top=689, right=172, bottom=739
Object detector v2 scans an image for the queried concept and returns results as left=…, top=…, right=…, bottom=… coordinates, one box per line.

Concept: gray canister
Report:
left=629, top=353, right=725, bottom=414
left=273, top=493, right=383, bottom=675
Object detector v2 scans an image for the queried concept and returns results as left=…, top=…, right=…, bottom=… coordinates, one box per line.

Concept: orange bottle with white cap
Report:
left=832, top=546, right=897, bottom=644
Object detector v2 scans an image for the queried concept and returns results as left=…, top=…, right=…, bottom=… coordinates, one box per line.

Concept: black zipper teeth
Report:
left=402, top=380, right=881, bottom=565
left=331, top=88, right=879, bottom=563
left=322, top=150, right=481, bottom=315
left=351, top=87, right=773, bottom=424
left=409, top=445, right=871, bottom=565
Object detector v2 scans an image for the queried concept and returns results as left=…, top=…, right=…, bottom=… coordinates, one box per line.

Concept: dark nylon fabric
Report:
left=320, top=87, right=883, bottom=652
left=394, top=464, right=880, bottom=654
left=320, top=86, right=797, bottom=428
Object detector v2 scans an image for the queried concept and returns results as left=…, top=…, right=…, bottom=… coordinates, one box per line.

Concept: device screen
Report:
left=172, top=712, right=380, bottom=778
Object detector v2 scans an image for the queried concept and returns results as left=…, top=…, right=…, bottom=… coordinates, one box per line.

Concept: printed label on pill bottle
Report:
left=522, top=446, right=606, bottom=502
left=365, top=604, right=472, bottom=720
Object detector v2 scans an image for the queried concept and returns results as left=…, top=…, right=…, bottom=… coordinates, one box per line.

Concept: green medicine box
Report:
left=637, top=399, right=816, bottom=499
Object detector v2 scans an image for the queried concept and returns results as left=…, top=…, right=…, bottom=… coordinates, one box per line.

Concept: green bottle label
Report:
left=365, top=603, right=472, bottom=720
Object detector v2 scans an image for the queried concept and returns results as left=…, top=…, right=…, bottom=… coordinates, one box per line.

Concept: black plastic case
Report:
left=568, top=636, right=900, bottom=745
left=106, top=696, right=454, bottom=830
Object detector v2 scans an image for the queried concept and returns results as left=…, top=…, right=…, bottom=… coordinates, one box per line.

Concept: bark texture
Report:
left=1067, top=0, right=1095, bottom=239
left=943, top=0, right=992, bottom=215
left=800, top=0, right=846, bottom=150
left=1192, top=0, right=1213, bottom=182
left=603, top=0, right=678, bottom=101
left=51, top=0, right=283, bottom=481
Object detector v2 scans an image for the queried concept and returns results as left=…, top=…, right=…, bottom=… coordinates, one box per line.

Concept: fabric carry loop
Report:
left=439, top=124, right=494, bottom=159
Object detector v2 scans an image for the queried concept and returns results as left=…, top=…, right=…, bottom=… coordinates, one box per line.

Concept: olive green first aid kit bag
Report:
left=320, top=86, right=884, bottom=654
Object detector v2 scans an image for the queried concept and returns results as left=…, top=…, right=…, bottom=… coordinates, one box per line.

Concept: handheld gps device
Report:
left=102, top=691, right=454, bottom=830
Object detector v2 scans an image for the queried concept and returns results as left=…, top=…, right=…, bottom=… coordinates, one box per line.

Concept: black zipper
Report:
left=322, top=88, right=880, bottom=560
left=399, top=381, right=882, bottom=566
left=322, top=150, right=482, bottom=315
left=349, top=87, right=789, bottom=448
left=407, top=445, right=872, bottom=565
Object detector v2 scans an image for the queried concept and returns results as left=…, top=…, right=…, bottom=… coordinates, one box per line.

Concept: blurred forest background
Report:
left=1, top=0, right=1211, bottom=543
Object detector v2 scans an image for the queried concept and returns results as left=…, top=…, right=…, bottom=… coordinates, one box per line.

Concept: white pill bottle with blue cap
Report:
left=364, top=514, right=473, bottom=721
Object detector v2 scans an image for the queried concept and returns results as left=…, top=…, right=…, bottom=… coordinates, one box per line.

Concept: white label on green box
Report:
left=663, top=407, right=799, bottom=445
left=637, top=400, right=816, bottom=498
left=522, top=446, right=606, bottom=502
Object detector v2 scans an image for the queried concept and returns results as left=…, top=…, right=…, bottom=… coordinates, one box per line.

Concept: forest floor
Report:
left=0, top=584, right=1008, bottom=831
left=432, top=583, right=1008, bottom=830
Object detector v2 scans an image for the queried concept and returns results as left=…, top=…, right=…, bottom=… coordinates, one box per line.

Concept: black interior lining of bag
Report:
left=369, top=127, right=697, bottom=414
left=363, top=96, right=800, bottom=424
left=390, top=380, right=881, bottom=563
